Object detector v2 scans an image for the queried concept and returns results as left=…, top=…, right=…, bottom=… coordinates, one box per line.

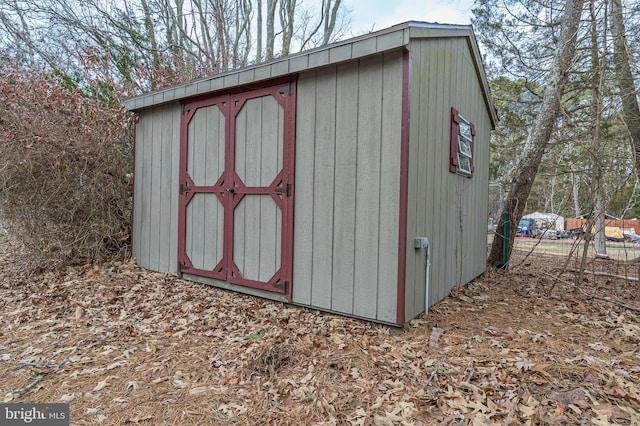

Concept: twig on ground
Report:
left=585, top=294, right=640, bottom=314
left=566, top=268, right=639, bottom=282
left=7, top=321, right=139, bottom=399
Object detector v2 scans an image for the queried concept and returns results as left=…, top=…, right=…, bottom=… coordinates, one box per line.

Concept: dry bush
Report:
left=0, top=67, right=133, bottom=268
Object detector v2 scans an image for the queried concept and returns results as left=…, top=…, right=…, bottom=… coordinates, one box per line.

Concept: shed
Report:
left=522, top=212, right=565, bottom=232
left=124, top=21, right=497, bottom=326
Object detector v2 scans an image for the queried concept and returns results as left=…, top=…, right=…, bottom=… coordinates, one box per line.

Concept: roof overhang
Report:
left=123, top=21, right=497, bottom=127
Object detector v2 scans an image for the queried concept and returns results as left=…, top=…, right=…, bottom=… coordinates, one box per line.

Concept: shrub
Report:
left=0, top=67, right=133, bottom=268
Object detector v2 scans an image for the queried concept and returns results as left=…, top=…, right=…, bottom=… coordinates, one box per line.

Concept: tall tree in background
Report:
left=487, top=0, right=585, bottom=266
left=588, top=0, right=607, bottom=256
left=0, top=0, right=348, bottom=96
left=610, top=0, right=640, bottom=175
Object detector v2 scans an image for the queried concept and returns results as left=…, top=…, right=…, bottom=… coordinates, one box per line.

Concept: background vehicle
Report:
left=517, top=218, right=539, bottom=237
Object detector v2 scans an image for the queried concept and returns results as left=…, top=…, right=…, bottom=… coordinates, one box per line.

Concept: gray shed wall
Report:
left=292, top=51, right=403, bottom=324
left=133, top=103, right=180, bottom=274
left=404, top=37, right=491, bottom=321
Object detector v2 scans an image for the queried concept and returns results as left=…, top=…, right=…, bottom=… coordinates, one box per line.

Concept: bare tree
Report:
left=279, top=0, right=296, bottom=56
left=588, top=0, right=607, bottom=257
left=488, top=0, right=586, bottom=266
left=265, top=0, right=277, bottom=60
left=610, top=0, right=640, bottom=175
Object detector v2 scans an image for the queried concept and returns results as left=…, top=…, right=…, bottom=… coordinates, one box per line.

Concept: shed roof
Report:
left=124, top=21, right=497, bottom=126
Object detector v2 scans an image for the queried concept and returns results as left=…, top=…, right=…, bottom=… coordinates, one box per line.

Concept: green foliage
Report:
left=479, top=0, right=640, bottom=223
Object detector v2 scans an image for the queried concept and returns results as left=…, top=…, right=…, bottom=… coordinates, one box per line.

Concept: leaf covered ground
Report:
left=1, top=235, right=639, bottom=425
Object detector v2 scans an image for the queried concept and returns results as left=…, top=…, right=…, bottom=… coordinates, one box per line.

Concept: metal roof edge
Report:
left=464, top=28, right=499, bottom=128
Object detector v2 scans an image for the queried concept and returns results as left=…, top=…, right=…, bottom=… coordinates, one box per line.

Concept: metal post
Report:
left=502, top=211, right=509, bottom=265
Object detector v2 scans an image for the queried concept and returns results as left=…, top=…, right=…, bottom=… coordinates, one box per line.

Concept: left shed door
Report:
left=178, top=96, right=229, bottom=281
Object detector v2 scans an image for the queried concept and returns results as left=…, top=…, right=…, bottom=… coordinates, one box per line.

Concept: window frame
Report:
left=449, top=107, right=476, bottom=178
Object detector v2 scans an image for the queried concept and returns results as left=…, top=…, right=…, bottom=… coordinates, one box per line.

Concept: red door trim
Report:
left=177, top=78, right=296, bottom=301
left=396, top=51, right=411, bottom=325
left=177, top=95, right=229, bottom=279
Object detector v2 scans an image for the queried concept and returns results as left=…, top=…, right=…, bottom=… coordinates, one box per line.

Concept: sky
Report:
left=344, top=0, right=476, bottom=35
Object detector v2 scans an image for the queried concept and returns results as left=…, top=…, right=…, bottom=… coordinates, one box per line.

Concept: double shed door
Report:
left=178, top=82, right=296, bottom=299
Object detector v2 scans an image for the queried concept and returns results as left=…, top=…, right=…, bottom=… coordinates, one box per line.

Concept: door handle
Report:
left=226, top=187, right=235, bottom=193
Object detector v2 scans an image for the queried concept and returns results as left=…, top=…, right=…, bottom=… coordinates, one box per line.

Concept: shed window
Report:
left=449, top=107, right=475, bottom=177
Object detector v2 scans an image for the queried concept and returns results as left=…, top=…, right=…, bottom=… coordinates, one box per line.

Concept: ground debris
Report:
left=1, top=238, right=639, bottom=424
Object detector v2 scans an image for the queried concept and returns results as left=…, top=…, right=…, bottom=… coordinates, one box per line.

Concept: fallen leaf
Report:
left=92, top=378, right=110, bottom=392
left=531, top=363, right=552, bottom=377
left=60, top=394, right=75, bottom=403
left=515, top=358, right=535, bottom=372
left=107, top=360, right=127, bottom=370
left=429, top=327, right=444, bottom=348
left=389, top=351, right=403, bottom=360
left=588, top=342, right=611, bottom=353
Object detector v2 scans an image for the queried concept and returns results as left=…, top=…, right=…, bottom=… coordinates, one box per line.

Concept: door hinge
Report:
left=274, top=183, right=291, bottom=196
left=274, top=280, right=289, bottom=292
left=180, top=183, right=190, bottom=195
left=182, top=105, right=192, bottom=115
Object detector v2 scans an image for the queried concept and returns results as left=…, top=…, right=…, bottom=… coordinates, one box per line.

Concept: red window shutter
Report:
left=450, top=107, right=460, bottom=173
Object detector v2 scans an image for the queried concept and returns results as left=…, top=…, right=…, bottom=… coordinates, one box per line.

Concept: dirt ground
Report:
left=1, top=234, right=639, bottom=425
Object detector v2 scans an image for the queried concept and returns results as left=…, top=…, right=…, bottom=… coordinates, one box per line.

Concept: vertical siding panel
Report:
left=377, top=52, right=402, bottom=323
left=234, top=104, right=248, bottom=277
left=404, top=43, right=421, bottom=320
left=148, top=108, right=163, bottom=271
left=133, top=112, right=148, bottom=266
left=132, top=115, right=141, bottom=263
left=191, top=110, right=207, bottom=269
left=215, top=107, right=226, bottom=269
left=292, top=73, right=317, bottom=305
left=235, top=99, right=262, bottom=280
left=442, top=39, right=458, bottom=302
left=331, top=61, right=359, bottom=315
left=169, top=104, right=180, bottom=274
left=202, top=107, right=222, bottom=271
left=158, top=105, right=174, bottom=271
left=440, top=39, right=455, bottom=303
left=257, top=97, right=280, bottom=282
left=353, top=55, right=383, bottom=319
left=424, top=40, right=440, bottom=309
left=139, top=111, right=154, bottom=269
left=459, top=43, right=473, bottom=286
left=413, top=41, right=430, bottom=317
left=311, top=67, right=337, bottom=309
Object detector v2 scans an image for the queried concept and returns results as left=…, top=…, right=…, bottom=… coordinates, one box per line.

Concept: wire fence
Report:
left=487, top=231, right=640, bottom=285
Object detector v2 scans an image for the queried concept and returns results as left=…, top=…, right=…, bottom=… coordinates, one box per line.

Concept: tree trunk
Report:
left=569, top=142, right=581, bottom=217
left=590, top=0, right=607, bottom=257
left=323, top=0, right=342, bottom=45
left=265, top=0, right=277, bottom=60
left=140, top=0, right=160, bottom=90
left=256, top=0, right=262, bottom=62
left=610, top=0, right=640, bottom=174
left=488, top=0, right=585, bottom=266
left=280, top=0, right=296, bottom=56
